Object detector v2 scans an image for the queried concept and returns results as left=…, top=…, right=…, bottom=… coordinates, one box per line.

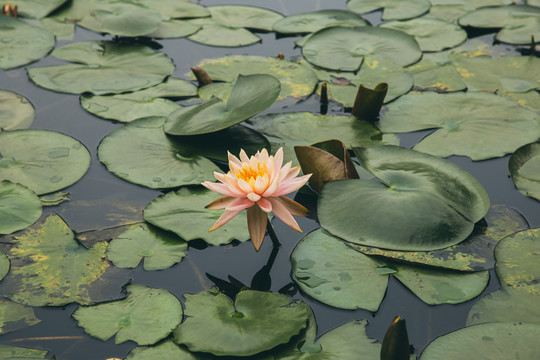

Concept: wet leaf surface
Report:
left=0, top=299, right=40, bottom=335
left=347, top=0, right=431, bottom=20
left=0, top=90, right=34, bottom=130
left=509, top=142, right=540, bottom=202
left=0, top=181, right=42, bottom=235
left=273, top=9, right=369, bottom=34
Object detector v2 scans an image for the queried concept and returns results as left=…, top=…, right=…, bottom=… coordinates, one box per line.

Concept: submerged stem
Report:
left=266, top=220, right=281, bottom=248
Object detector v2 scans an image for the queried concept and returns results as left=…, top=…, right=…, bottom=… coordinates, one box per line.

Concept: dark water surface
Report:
left=1, top=0, right=539, bottom=359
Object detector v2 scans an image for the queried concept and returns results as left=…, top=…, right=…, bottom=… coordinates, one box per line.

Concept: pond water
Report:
left=1, top=0, right=539, bottom=359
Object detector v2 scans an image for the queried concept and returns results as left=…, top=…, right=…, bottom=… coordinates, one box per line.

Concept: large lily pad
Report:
left=0, top=181, right=42, bottom=235
left=428, top=0, right=514, bottom=22
left=379, top=92, right=540, bottom=160
left=173, top=288, right=308, bottom=356
left=125, top=341, right=205, bottom=360
left=347, top=0, right=431, bottom=20
left=420, top=322, right=540, bottom=360
left=128, top=0, right=209, bottom=19
left=143, top=187, right=251, bottom=246
left=73, top=284, right=182, bottom=345
left=98, top=116, right=220, bottom=189
left=0, top=345, right=49, bottom=359
left=81, top=77, right=197, bottom=123
left=164, top=74, right=280, bottom=135
left=509, top=142, right=540, bottom=201
left=28, top=41, right=175, bottom=95
left=458, top=5, right=540, bottom=44
left=106, top=223, right=188, bottom=271
left=147, top=19, right=202, bottom=39
left=11, top=0, right=68, bottom=18
left=0, top=90, right=34, bottom=130
left=0, top=129, right=90, bottom=195
left=0, top=16, right=55, bottom=70
left=188, top=55, right=319, bottom=102
left=301, top=26, right=422, bottom=71
left=273, top=10, right=370, bottom=34
left=0, top=214, right=128, bottom=306
left=0, top=299, right=40, bottom=335
left=319, top=145, right=489, bottom=251
left=406, top=58, right=467, bottom=93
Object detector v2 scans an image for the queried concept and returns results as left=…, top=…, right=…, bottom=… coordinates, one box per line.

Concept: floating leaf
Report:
left=509, top=142, right=540, bottom=201
left=127, top=0, right=209, bottom=19
left=273, top=10, right=369, bottom=34
left=0, top=214, right=128, bottom=306
left=347, top=0, right=431, bottom=20
left=0, top=345, right=48, bottom=359
left=125, top=341, right=205, bottom=360
left=0, top=181, right=41, bottom=235
left=28, top=41, right=175, bottom=95
left=164, top=74, right=280, bottom=135
left=147, top=19, right=201, bottom=39
left=302, top=26, right=422, bottom=71
left=379, top=92, right=540, bottom=160
left=0, top=16, right=55, bottom=70
left=420, top=322, right=540, bottom=360
left=406, top=59, right=467, bottom=93
left=0, top=299, right=40, bottom=335
left=428, top=0, right=514, bottom=22
left=0, top=129, right=90, bottom=195
left=0, top=90, right=34, bottom=130
left=106, top=223, right=187, bottom=271
left=173, top=288, right=308, bottom=356
left=0, top=252, right=8, bottom=281
left=98, top=116, right=220, bottom=189
left=73, top=284, right=182, bottom=345
left=39, top=191, right=70, bottom=206
left=10, top=0, right=68, bottom=18
left=143, top=187, right=250, bottom=246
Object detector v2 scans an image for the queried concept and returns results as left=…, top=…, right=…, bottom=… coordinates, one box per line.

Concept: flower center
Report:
left=234, top=161, right=268, bottom=183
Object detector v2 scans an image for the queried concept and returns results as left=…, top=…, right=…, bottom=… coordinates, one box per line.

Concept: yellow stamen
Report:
left=234, top=161, right=268, bottom=183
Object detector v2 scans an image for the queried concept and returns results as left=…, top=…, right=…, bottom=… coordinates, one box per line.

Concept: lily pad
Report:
left=458, top=5, right=540, bottom=45
left=318, top=145, right=490, bottom=251
left=273, top=10, right=370, bottom=34
left=0, top=16, right=55, bottom=70
left=378, top=92, right=540, bottom=160
left=73, top=284, right=182, bottom=345
left=28, top=41, right=175, bottom=95
left=164, top=74, right=280, bottom=136
left=381, top=18, right=467, bottom=52
left=0, top=181, right=42, bottom=235
left=188, top=55, right=319, bottom=102
left=0, top=129, right=90, bottom=195
left=428, top=0, right=514, bottom=22
left=125, top=341, right=205, bottom=360
left=406, top=59, right=467, bottom=92
left=10, top=0, right=68, bottom=18
left=0, top=345, right=48, bottom=359
left=0, top=90, right=34, bottom=130
left=0, top=252, right=8, bottom=281
left=301, top=26, right=422, bottom=71
left=106, top=223, right=188, bottom=271
left=173, top=288, right=308, bottom=356
left=0, top=214, right=128, bottom=306
left=147, top=19, right=202, bottom=39
left=347, top=0, right=430, bottom=20
left=509, top=142, right=540, bottom=201
left=0, top=299, right=40, bottom=335
left=127, top=0, right=209, bottom=19
left=143, top=187, right=251, bottom=246
left=495, top=228, right=540, bottom=294
left=81, top=77, right=197, bottom=122
left=98, top=116, right=220, bottom=189
left=420, top=322, right=540, bottom=360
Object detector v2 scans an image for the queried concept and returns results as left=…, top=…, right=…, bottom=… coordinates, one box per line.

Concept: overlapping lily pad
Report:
left=147, top=20, right=202, bottom=39
left=428, top=0, right=514, bottom=22
left=0, top=181, right=42, bottom=235
left=301, top=26, right=422, bottom=71
left=509, top=142, right=540, bottom=201
left=98, top=116, right=220, bottom=189
left=11, top=0, right=68, bottom=18
left=458, top=5, right=540, bottom=44
left=125, top=341, right=203, bottom=360
left=73, top=285, right=182, bottom=345
left=173, top=288, right=308, bottom=356
left=0, top=214, right=128, bottom=306
left=379, top=92, right=540, bottom=160
left=0, top=90, right=34, bottom=130
left=143, top=187, right=250, bottom=246
left=0, top=129, right=90, bottom=195
left=124, top=0, right=209, bottom=20
left=28, top=41, right=175, bottom=95
left=0, top=252, right=8, bottom=281
left=0, top=299, right=40, bottom=335
left=0, top=345, right=49, bottom=359
left=0, top=16, right=55, bottom=70
left=273, top=10, right=370, bottom=34
left=347, top=0, right=431, bottom=20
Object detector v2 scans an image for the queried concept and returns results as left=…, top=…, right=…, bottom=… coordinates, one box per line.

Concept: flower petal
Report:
left=261, top=168, right=281, bottom=197
left=205, top=196, right=236, bottom=210
left=202, top=181, right=244, bottom=197
left=276, top=196, right=309, bottom=216
left=247, top=192, right=261, bottom=202
left=254, top=175, right=267, bottom=194
left=228, top=151, right=242, bottom=168
left=268, top=197, right=302, bottom=232
left=209, top=209, right=243, bottom=231
left=257, top=197, right=272, bottom=212
left=237, top=178, right=254, bottom=194
left=247, top=205, right=268, bottom=251
left=239, top=149, right=250, bottom=163
left=283, top=165, right=301, bottom=182
left=226, top=198, right=254, bottom=211
left=273, top=147, right=284, bottom=172
left=273, top=174, right=312, bottom=197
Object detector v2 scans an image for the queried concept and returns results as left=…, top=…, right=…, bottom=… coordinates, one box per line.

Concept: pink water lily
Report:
left=202, top=148, right=312, bottom=251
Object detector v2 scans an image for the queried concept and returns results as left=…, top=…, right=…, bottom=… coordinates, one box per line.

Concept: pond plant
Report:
left=1, top=0, right=540, bottom=359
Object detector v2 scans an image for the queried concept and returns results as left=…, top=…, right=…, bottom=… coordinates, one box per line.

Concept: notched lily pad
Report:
left=273, top=9, right=370, bottom=34
left=0, top=181, right=42, bottom=235
left=509, top=142, right=540, bottom=202
left=0, top=345, right=49, bottom=359
left=125, top=340, right=203, bottom=360
left=0, top=90, right=35, bottom=130
left=0, top=299, right=41, bottom=335
left=347, top=0, right=431, bottom=20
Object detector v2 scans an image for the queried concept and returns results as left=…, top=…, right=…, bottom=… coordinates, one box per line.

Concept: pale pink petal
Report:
left=247, top=206, right=268, bottom=251
left=254, top=176, right=267, bottom=194
left=221, top=174, right=244, bottom=193
left=237, top=178, right=253, bottom=194
left=202, top=181, right=244, bottom=197
left=226, top=198, right=254, bottom=211
left=239, top=149, right=250, bottom=163
left=229, top=162, right=241, bottom=174
left=205, top=196, right=236, bottom=210
left=273, top=174, right=312, bottom=196
left=276, top=196, right=308, bottom=217
left=283, top=165, right=301, bottom=182
left=209, top=209, right=243, bottom=231
left=228, top=151, right=242, bottom=167
left=273, top=147, right=284, bottom=171
left=268, top=197, right=302, bottom=232
left=278, top=162, right=292, bottom=182
left=261, top=168, right=281, bottom=197
left=213, top=171, right=226, bottom=182
left=247, top=193, right=261, bottom=202
left=257, top=197, right=272, bottom=212
left=259, top=148, right=269, bottom=163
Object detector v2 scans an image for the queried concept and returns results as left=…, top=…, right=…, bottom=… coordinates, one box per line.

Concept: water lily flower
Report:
left=202, top=148, right=311, bottom=251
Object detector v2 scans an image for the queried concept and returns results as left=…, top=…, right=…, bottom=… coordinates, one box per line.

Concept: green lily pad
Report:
left=406, top=59, right=467, bottom=92
left=39, top=191, right=70, bottom=206
left=381, top=18, right=467, bottom=52
left=98, top=117, right=220, bottom=189
left=106, top=223, right=188, bottom=271
left=0, top=345, right=48, bottom=359
left=273, top=10, right=370, bottom=34
left=0, top=16, right=55, bottom=70
left=0, top=299, right=40, bottom=335
left=125, top=341, right=206, bottom=360
left=147, top=19, right=202, bottom=39
left=347, top=0, right=431, bottom=20
left=428, top=0, right=514, bottom=23
left=509, top=142, right=540, bottom=201
left=458, top=5, right=540, bottom=45
left=28, top=41, right=175, bottom=95
left=319, top=145, right=490, bottom=251
left=379, top=92, right=540, bottom=160
left=81, top=77, right=197, bottom=122
left=73, top=284, right=182, bottom=345
left=504, top=90, right=540, bottom=112
left=10, top=0, right=68, bottom=18
left=187, top=18, right=262, bottom=47
left=0, top=181, right=42, bottom=235
left=420, top=322, right=540, bottom=360
left=127, top=0, right=209, bottom=19
left=188, top=55, right=319, bottom=102
left=0, top=251, right=8, bottom=281
left=301, top=26, right=422, bottom=71
left=495, top=228, right=540, bottom=294
left=467, top=286, right=540, bottom=326
left=143, top=187, right=251, bottom=246
left=0, top=214, right=128, bottom=306
left=164, top=74, right=280, bottom=135
left=0, top=90, right=34, bottom=130
left=173, top=288, right=308, bottom=356
left=0, top=129, right=90, bottom=195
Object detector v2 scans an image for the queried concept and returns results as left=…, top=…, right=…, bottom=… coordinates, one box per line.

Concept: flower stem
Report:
left=266, top=220, right=281, bottom=248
